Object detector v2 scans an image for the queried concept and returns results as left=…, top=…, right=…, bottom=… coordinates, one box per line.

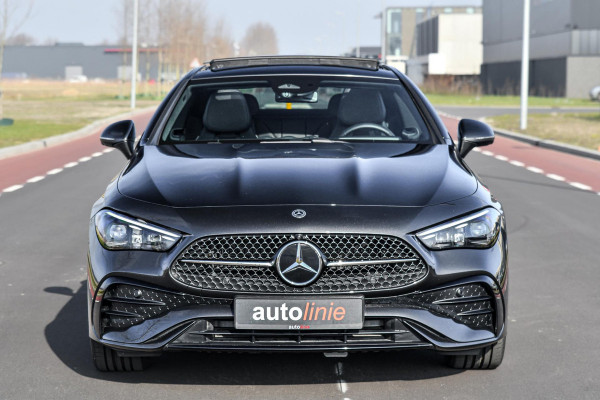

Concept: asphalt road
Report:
left=1, top=115, right=599, bottom=399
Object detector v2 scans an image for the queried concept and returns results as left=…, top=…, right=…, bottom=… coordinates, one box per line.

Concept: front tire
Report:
left=446, top=338, right=505, bottom=370
left=90, top=339, right=144, bottom=372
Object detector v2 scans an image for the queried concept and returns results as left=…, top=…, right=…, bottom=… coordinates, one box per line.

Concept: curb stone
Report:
left=437, top=111, right=600, bottom=162
left=491, top=127, right=600, bottom=162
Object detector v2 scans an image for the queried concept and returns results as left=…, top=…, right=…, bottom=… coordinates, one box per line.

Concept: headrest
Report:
left=243, top=94, right=259, bottom=116
left=203, top=92, right=252, bottom=133
left=327, top=93, right=343, bottom=114
left=337, top=89, right=386, bottom=126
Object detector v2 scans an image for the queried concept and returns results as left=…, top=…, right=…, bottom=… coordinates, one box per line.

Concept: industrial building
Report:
left=2, top=43, right=159, bottom=81
left=482, top=0, right=600, bottom=98
left=381, top=0, right=482, bottom=71
left=406, top=13, right=482, bottom=85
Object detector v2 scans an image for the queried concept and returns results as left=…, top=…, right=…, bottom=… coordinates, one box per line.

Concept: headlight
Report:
left=416, top=208, right=501, bottom=250
left=94, top=210, right=181, bottom=251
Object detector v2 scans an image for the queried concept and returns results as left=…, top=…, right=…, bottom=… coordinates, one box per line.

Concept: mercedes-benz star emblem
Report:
left=291, top=209, right=306, bottom=219
left=276, top=241, right=323, bottom=286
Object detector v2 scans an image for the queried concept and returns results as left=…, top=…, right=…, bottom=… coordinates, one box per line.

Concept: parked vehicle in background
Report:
left=590, top=85, right=600, bottom=101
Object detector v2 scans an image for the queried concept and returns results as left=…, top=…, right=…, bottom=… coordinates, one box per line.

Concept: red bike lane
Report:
left=0, top=112, right=153, bottom=193
left=441, top=115, right=600, bottom=194
left=1, top=111, right=599, bottom=196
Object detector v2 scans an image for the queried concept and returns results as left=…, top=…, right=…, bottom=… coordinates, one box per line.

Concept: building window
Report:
left=416, top=8, right=425, bottom=24
left=388, top=9, right=402, bottom=34
left=444, top=7, right=453, bottom=13
left=466, top=7, right=474, bottom=14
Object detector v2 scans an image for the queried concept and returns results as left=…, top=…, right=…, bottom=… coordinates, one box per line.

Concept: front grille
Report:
left=100, top=284, right=231, bottom=333
left=170, top=234, right=428, bottom=293
left=368, top=283, right=495, bottom=331
left=171, top=317, right=424, bottom=347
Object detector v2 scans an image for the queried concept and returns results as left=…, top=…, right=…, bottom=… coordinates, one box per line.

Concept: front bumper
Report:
left=89, top=274, right=506, bottom=356
left=88, top=199, right=508, bottom=356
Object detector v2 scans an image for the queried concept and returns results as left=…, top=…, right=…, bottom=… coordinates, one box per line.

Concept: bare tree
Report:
left=154, top=0, right=208, bottom=79
left=0, top=0, right=34, bottom=120
left=115, top=0, right=237, bottom=97
left=240, top=22, right=279, bottom=56
left=208, top=18, right=234, bottom=60
left=5, top=33, right=35, bottom=46
left=43, top=36, right=58, bottom=46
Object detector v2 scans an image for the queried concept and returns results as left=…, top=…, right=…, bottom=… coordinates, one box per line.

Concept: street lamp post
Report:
left=520, top=0, right=530, bottom=130
left=130, top=0, right=139, bottom=110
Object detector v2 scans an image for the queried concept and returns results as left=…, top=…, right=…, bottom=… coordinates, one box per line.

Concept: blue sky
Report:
left=17, top=0, right=479, bottom=55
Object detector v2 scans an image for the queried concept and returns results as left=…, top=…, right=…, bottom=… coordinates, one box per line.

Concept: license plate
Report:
left=234, top=296, right=364, bottom=330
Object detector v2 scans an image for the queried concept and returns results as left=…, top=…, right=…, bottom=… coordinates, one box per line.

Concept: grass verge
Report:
left=486, top=113, right=600, bottom=151
left=426, top=93, right=597, bottom=108
left=0, top=80, right=164, bottom=148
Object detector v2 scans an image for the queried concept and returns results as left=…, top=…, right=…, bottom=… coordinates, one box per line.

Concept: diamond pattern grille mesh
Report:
left=170, top=234, right=428, bottom=293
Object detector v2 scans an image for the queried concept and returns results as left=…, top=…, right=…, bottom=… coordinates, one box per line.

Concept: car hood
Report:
left=117, top=143, right=477, bottom=208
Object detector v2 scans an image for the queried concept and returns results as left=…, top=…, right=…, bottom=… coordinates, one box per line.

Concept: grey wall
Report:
left=566, top=56, right=600, bottom=98
left=416, top=16, right=439, bottom=56
left=3, top=45, right=159, bottom=80
left=483, top=0, right=600, bottom=63
left=481, top=57, right=566, bottom=97
left=482, top=0, right=600, bottom=97
left=483, top=0, right=576, bottom=63
left=571, top=1, right=600, bottom=29
left=484, top=0, right=572, bottom=45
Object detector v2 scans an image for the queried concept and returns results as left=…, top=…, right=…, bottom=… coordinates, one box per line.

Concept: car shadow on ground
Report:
left=44, top=281, right=462, bottom=384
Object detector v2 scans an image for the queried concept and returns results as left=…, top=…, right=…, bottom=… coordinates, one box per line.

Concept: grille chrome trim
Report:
left=326, top=258, right=419, bottom=267
left=179, top=258, right=420, bottom=268
left=432, top=295, right=491, bottom=305
left=180, top=259, right=274, bottom=267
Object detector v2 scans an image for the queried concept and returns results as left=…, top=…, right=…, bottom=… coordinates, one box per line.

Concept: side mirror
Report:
left=457, top=119, right=495, bottom=158
left=100, top=120, right=136, bottom=159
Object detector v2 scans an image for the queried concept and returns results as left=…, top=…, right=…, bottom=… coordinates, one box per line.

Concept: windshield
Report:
left=160, top=77, right=434, bottom=144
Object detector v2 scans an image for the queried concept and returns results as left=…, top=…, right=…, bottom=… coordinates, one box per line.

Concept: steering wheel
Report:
left=338, top=123, right=395, bottom=137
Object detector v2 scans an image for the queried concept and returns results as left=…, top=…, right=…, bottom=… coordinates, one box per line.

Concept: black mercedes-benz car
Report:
left=88, top=56, right=507, bottom=372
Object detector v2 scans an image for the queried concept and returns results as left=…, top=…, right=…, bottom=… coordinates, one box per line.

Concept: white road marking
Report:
left=335, top=361, right=348, bottom=394
left=495, top=155, right=509, bottom=161
left=47, top=168, right=63, bottom=175
left=78, top=156, right=92, bottom=162
left=526, top=166, right=544, bottom=174
left=27, top=176, right=45, bottom=183
left=546, top=174, right=566, bottom=182
left=3, top=185, right=24, bottom=193
left=64, top=162, right=78, bottom=168
left=338, top=379, right=348, bottom=394
left=102, top=148, right=114, bottom=153
left=91, top=152, right=103, bottom=157
left=510, top=160, right=525, bottom=167
left=569, top=182, right=592, bottom=191
left=473, top=147, right=482, bottom=152
left=482, top=150, right=494, bottom=156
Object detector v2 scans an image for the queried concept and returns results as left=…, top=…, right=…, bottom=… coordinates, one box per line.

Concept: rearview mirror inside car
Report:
left=100, top=120, right=136, bottom=159
left=457, top=119, right=495, bottom=158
